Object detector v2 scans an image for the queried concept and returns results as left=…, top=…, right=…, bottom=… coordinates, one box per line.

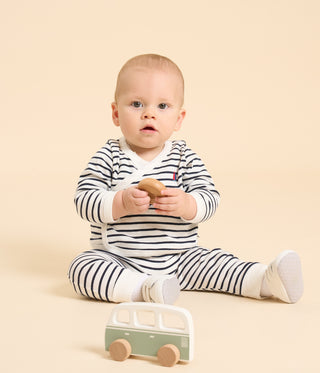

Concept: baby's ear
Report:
left=174, top=109, right=186, bottom=131
left=111, top=102, right=120, bottom=126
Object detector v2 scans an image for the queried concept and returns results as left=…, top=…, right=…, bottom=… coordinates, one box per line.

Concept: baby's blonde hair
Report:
left=114, top=54, right=184, bottom=104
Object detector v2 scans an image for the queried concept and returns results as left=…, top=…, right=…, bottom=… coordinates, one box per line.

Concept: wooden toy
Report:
left=137, top=178, right=166, bottom=203
left=105, top=302, right=194, bottom=367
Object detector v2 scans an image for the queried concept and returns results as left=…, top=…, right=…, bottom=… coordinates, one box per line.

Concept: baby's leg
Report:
left=68, top=249, right=180, bottom=304
left=177, top=247, right=266, bottom=299
left=68, top=249, right=148, bottom=302
left=177, top=247, right=303, bottom=303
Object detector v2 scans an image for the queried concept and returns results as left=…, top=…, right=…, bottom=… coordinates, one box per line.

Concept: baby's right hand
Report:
left=121, top=187, right=151, bottom=215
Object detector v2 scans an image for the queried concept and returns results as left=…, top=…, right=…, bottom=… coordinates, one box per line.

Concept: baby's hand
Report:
left=153, top=188, right=197, bottom=220
left=122, top=187, right=151, bottom=214
left=112, top=187, right=150, bottom=220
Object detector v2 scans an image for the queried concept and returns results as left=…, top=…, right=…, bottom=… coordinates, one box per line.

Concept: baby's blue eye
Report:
left=131, top=101, right=143, bottom=108
left=158, top=103, right=168, bottom=109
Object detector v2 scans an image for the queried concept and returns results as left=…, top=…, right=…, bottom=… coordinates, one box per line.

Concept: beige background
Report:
left=1, top=1, right=319, bottom=372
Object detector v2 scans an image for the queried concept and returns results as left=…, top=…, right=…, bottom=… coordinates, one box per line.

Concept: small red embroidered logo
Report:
left=173, top=172, right=177, bottom=180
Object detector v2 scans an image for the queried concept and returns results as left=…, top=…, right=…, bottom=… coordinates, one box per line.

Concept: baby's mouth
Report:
left=141, top=125, right=157, bottom=132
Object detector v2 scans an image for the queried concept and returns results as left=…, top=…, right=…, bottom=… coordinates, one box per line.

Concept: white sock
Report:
left=260, top=274, right=272, bottom=297
left=112, top=272, right=148, bottom=303
left=131, top=275, right=148, bottom=302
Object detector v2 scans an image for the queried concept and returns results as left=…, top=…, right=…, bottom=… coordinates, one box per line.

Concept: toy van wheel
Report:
left=109, top=339, right=131, bottom=361
left=157, top=344, right=180, bottom=367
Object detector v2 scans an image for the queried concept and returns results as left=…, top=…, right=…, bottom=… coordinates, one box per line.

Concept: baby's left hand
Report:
left=153, top=188, right=197, bottom=221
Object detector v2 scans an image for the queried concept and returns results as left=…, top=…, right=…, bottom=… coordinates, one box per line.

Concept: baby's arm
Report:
left=75, top=141, right=122, bottom=224
left=153, top=145, right=220, bottom=224
left=75, top=144, right=152, bottom=223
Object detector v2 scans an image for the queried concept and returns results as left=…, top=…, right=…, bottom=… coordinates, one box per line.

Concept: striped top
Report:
left=75, top=137, right=220, bottom=257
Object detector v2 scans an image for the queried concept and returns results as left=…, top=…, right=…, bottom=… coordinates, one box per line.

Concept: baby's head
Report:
left=112, top=54, right=186, bottom=159
left=114, top=54, right=184, bottom=106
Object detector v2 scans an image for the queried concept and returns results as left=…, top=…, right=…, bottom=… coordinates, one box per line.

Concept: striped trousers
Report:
left=68, top=247, right=267, bottom=302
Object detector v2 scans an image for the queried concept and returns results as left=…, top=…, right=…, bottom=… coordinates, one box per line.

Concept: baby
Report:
left=68, top=54, right=303, bottom=304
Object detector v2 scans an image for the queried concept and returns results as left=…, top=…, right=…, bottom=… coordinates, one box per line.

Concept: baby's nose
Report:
left=142, top=107, right=156, bottom=119
left=144, top=113, right=155, bottom=119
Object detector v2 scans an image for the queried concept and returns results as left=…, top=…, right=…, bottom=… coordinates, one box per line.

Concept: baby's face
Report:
left=112, top=67, right=185, bottom=158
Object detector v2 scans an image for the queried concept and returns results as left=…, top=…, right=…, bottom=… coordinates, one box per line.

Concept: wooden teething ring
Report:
left=137, top=178, right=166, bottom=203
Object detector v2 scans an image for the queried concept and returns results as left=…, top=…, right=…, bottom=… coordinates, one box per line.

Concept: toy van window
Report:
left=162, top=312, right=185, bottom=330
left=116, top=309, right=130, bottom=324
left=136, top=310, right=156, bottom=327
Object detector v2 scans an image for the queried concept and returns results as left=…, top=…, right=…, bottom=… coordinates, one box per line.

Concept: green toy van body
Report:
left=105, top=302, right=194, bottom=362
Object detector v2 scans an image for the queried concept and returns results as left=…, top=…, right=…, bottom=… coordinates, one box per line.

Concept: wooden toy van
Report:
left=105, top=302, right=194, bottom=367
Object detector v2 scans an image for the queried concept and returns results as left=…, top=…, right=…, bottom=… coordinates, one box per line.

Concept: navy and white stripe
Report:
left=68, top=250, right=125, bottom=301
left=68, top=247, right=260, bottom=302
left=177, top=248, right=258, bottom=295
left=69, top=138, right=264, bottom=302
left=74, top=138, right=220, bottom=257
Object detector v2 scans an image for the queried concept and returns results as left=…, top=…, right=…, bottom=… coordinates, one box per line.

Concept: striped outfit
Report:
left=68, top=138, right=266, bottom=302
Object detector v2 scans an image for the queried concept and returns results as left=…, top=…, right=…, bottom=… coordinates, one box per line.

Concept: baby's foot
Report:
left=264, top=250, right=304, bottom=303
left=142, top=275, right=180, bottom=304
